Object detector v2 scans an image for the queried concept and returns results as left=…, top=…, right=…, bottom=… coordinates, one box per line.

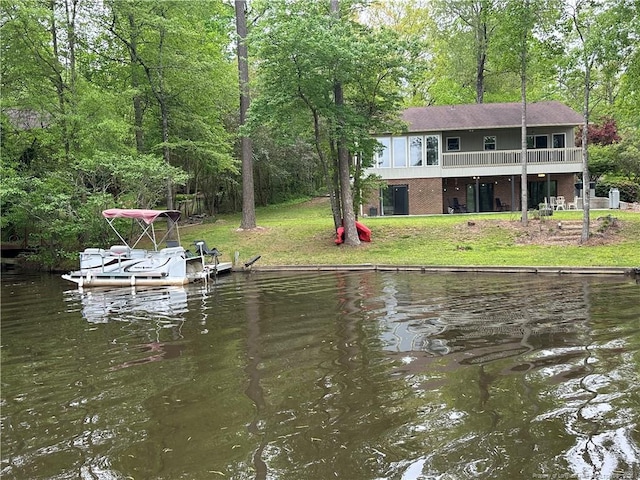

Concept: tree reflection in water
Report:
left=1, top=271, right=638, bottom=479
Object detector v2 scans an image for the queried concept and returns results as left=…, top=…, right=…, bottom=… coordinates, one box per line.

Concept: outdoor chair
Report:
left=555, top=196, right=566, bottom=210
left=495, top=198, right=509, bottom=211
left=567, top=196, right=578, bottom=210
left=452, top=197, right=467, bottom=213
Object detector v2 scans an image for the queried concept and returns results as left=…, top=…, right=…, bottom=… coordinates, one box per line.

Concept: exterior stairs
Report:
left=539, top=220, right=584, bottom=244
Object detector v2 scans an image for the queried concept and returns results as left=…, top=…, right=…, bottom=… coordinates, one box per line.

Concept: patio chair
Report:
left=555, top=196, right=566, bottom=210
left=495, top=198, right=509, bottom=211
left=452, top=197, right=467, bottom=213
left=567, top=196, right=578, bottom=210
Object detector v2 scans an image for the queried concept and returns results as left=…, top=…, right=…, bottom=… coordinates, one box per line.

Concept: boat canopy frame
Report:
left=101, top=209, right=182, bottom=251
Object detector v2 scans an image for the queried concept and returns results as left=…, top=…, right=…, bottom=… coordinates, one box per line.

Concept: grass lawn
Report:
left=178, top=197, right=640, bottom=268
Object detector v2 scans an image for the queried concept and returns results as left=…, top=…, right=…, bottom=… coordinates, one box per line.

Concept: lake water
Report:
left=1, top=270, right=639, bottom=480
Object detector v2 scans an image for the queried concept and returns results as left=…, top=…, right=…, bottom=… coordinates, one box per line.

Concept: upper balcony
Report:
left=442, top=147, right=582, bottom=168
left=368, top=147, right=583, bottom=180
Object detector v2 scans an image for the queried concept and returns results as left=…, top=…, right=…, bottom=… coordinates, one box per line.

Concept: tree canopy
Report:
left=1, top=0, right=638, bottom=265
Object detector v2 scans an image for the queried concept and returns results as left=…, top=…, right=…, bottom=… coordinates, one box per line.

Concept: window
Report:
left=552, top=133, right=566, bottom=148
left=484, top=136, right=496, bottom=151
left=527, top=134, right=549, bottom=149
left=376, top=137, right=391, bottom=167
left=409, top=136, right=423, bottom=166
left=535, top=135, right=548, bottom=149
left=447, top=137, right=460, bottom=151
left=527, top=135, right=534, bottom=149
left=426, top=135, right=439, bottom=165
left=392, top=137, right=407, bottom=167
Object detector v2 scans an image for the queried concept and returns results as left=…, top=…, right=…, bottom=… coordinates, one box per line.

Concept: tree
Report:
left=235, top=0, right=256, bottom=230
left=492, top=0, right=562, bottom=224
left=577, top=116, right=622, bottom=183
left=101, top=0, right=237, bottom=211
left=429, top=0, right=502, bottom=104
left=1, top=0, right=239, bottom=268
left=330, top=0, right=359, bottom=245
left=249, top=0, right=408, bottom=245
left=562, top=0, right=636, bottom=241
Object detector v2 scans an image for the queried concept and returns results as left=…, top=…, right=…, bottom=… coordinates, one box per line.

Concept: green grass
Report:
left=178, top=197, right=640, bottom=268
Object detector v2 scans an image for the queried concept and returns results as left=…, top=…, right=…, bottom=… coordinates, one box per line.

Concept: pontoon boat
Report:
left=62, top=209, right=231, bottom=287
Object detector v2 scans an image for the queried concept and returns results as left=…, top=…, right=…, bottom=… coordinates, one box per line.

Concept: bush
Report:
left=596, top=178, right=640, bottom=203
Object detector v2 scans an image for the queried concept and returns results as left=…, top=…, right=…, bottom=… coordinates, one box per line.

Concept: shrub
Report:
left=596, top=178, right=640, bottom=203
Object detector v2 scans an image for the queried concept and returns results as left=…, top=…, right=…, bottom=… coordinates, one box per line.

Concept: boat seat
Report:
left=160, top=246, right=185, bottom=255
left=110, top=245, right=131, bottom=256
left=82, top=248, right=106, bottom=256
left=193, top=240, right=220, bottom=258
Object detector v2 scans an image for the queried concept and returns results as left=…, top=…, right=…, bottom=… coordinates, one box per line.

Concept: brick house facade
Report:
left=364, top=101, right=584, bottom=216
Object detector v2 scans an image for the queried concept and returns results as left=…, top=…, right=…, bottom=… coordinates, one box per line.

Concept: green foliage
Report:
left=2, top=0, right=639, bottom=266
left=596, top=178, right=640, bottom=203
left=588, top=144, right=619, bottom=181
left=73, top=153, right=189, bottom=208
left=248, top=0, right=410, bottom=225
left=614, top=133, right=640, bottom=182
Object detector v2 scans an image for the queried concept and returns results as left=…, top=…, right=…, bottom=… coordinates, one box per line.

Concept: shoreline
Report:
left=244, top=264, right=640, bottom=277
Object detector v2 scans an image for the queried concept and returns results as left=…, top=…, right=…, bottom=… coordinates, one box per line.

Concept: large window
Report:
left=374, top=135, right=439, bottom=167
left=377, top=137, right=391, bottom=167
left=392, top=137, right=407, bottom=167
left=426, top=135, right=439, bottom=165
left=409, top=136, right=423, bottom=166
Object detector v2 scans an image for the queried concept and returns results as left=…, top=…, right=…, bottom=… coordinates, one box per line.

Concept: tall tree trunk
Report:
left=64, top=0, right=78, bottom=156
left=581, top=62, right=591, bottom=242
left=127, top=13, right=145, bottom=153
left=48, top=0, right=69, bottom=160
left=236, top=0, right=256, bottom=229
left=519, top=12, right=528, bottom=226
left=312, top=110, right=341, bottom=228
left=330, top=0, right=359, bottom=246
left=476, top=21, right=486, bottom=104
left=574, top=11, right=591, bottom=243
left=334, top=87, right=359, bottom=245
left=160, top=99, right=173, bottom=210
left=157, top=25, right=174, bottom=210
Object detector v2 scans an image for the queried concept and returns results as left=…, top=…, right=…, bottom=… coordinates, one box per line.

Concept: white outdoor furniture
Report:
left=555, top=196, right=566, bottom=210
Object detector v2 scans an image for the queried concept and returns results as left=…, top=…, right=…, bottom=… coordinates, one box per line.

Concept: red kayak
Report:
left=335, top=221, right=371, bottom=244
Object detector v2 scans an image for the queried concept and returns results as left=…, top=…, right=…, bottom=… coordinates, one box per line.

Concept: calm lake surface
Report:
left=1, top=270, right=639, bottom=480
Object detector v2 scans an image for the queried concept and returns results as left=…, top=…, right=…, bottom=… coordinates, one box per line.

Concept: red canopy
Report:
left=102, top=209, right=181, bottom=225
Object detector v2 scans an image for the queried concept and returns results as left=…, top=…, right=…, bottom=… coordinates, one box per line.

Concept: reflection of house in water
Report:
left=371, top=274, right=591, bottom=365
left=380, top=318, right=451, bottom=356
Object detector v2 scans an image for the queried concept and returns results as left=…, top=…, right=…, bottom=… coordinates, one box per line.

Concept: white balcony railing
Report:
left=442, top=147, right=582, bottom=168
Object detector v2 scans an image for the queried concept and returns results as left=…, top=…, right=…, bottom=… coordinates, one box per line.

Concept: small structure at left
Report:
left=62, top=208, right=231, bottom=288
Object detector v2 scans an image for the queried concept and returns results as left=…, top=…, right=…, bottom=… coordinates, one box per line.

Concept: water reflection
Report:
left=67, top=286, right=189, bottom=324
left=1, top=271, right=639, bottom=479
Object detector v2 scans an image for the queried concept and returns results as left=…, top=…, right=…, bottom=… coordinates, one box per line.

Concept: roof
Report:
left=402, top=101, right=583, bottom=132
left=102, top=209, right=181, bottom=224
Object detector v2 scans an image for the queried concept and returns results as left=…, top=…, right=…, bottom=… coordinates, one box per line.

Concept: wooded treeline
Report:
left=1, top=0, right=639, bottom=265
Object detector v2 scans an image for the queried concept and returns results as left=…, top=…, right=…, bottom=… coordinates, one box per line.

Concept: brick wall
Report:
left=363, top=173, right=579, bottom=216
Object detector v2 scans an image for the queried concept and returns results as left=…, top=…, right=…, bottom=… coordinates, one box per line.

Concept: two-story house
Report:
left=364, top=101, right=583, bottom=216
